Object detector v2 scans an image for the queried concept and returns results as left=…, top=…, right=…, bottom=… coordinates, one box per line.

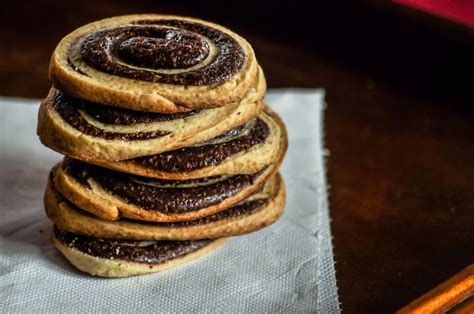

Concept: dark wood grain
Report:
left=1, top=1, right=473, bottom=312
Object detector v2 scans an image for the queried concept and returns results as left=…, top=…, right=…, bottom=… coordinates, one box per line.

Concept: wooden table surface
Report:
left=1, top=1, right=473, bottom=312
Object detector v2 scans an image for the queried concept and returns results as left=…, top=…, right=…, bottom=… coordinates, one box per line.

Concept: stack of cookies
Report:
left=37, top=14, right=288, bottom=277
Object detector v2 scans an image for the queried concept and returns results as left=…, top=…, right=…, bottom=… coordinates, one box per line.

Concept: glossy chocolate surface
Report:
left=79, top=19, right=244, bottom=85
left=60, top=183, right=269, bottom=227
left=134, top=199, right=268, bottom=227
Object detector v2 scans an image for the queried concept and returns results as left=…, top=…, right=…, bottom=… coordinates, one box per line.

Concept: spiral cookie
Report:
left=38, top=88, right=262, bottom=161
left=52, top=157, right=281, bottom=223
left=53, top=226, right=227, bottom=277
left=92, top=107, right=287, bottom=179
left=50, top=14, right=265, bottom=113
left=46, top=172, right=285, bottom=241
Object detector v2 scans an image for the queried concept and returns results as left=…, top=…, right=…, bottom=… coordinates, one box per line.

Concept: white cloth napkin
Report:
left=0, top=89, right=339, bottom=313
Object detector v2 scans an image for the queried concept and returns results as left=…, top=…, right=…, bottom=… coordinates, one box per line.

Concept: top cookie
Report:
left=49, top=14, right=265, bottom=113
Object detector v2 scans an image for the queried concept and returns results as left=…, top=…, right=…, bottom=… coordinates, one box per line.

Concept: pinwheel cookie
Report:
left=53, top=226, right=227, bottom=277
left=46, top=172, right=285, bottom=241
left=49, top=14, right=265, bottom=113
left=38, top=88, right=262, bottom=161
left=52, top=154, right=284, bottom=223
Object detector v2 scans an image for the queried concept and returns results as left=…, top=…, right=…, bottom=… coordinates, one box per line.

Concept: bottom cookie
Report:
left=53, top=226, right=227, bottom=277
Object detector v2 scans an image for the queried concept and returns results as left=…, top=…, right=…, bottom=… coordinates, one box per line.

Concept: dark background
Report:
left=1, top=1, right=473, bottom=312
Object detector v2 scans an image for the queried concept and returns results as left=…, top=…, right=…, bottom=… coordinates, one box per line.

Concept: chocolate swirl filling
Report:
left=131, top=118, right=270, bottom=172
left=118, top=30, right=210, bottom=69
left=63, top=159, right=265, bottom=214
left=54, top=226, right=214, bottom=264
left=52, top=90, right=202, bottom=140
left=60, top=182, right=268, bottom=228
left=77, top=19, right=245, bottom=85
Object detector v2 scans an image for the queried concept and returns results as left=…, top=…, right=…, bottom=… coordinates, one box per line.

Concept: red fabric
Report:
left=394, top=0, right=474, bottom=27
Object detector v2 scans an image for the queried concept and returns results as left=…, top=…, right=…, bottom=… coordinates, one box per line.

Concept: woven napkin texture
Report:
left=0, top=89, right=340, bottom=313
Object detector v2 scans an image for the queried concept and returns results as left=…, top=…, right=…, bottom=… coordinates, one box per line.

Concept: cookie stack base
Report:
left=53, top=227, right=227, bottom=277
